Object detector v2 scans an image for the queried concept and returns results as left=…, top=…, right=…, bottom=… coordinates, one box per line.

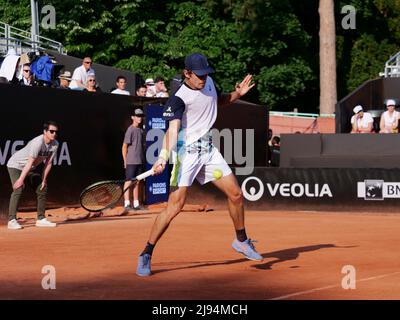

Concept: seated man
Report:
left=154, top=77, right=169, bottom=97
left=135, top=85, right=147, bottom=97
left=69, top=57, right=95, bottom=90
left=57, top=71, right=72, bottom=89
left=111, top=75, right=130, bottom=95
left=19, top=64, right=35, bottom=86
left=350, top=105, right=373, bottom=133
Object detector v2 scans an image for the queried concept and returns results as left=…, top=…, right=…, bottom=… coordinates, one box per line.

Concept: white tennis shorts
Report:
left=170, top=144, right=232, bottom=187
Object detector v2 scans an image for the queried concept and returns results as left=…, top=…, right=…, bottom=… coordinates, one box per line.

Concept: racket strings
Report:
left=81, top=183, right=122, bottom=211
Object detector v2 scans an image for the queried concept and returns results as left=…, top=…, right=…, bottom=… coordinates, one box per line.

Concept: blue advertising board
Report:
left=144, top=104, right=170, bottom=205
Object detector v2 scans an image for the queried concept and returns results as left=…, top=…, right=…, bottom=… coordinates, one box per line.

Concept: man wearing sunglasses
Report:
left=6, top=121, right=60, bottom=230
left=69, top=57, right=95, bottom=90
left=19, top=64, right=35, bottom=86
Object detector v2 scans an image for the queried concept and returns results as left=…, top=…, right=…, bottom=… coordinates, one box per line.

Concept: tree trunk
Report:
left=319, top=0, right=337, bottom=115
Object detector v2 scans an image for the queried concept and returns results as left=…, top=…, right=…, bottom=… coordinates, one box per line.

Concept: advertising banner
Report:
left=144, top=104, right=169, bottom=205
left=236, top=167, right=400, bottom=211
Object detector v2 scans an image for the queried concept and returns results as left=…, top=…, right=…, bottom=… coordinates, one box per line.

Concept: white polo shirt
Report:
left=351, top=112, right=374, bottom=130
left=381, top=110, right=400, bottom=131
left=69, top=65, right=95, bottom=88
left=162, top=76, right=218, bottom=146
left=111, top=88, right=130, bottom=95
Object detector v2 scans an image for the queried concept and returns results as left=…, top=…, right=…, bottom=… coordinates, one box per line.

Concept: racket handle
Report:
left=136, top=168, right=155, bottom=181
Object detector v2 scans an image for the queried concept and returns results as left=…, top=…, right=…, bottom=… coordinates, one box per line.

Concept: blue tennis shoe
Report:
left=136, top=254, right=152, bottom=276
left=232, top=238, right=263, bottom=261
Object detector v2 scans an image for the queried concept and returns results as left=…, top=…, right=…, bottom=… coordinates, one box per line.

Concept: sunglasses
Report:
left=84, top=61, right=92, bottom=64
left=88, top=79, right=96, bottom=82
left=23, top=69, right=30, bottom=72
left=48, top=130, right=58, bottom=134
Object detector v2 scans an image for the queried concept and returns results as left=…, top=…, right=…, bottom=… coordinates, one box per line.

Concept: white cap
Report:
left=386, top=99, right=396, bottom=107
left=353, top=105, right=363, bottom=114
left=145, top=78, right=154, bottom=85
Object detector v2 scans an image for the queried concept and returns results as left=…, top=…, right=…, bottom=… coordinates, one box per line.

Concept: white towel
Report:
left=0, top=49, right=20, bottom=81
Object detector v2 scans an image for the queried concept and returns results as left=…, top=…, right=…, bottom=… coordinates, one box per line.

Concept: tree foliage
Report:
left=0, top=0, right=399, bottom=112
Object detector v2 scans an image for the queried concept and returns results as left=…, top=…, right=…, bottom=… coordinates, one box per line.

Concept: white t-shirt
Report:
left=381, top=110, right=400, bottom=131
left=162, top=76, right=218, bottom=146
left=351, top=112, right=373, bottom=130
left=111, top=88, right=130, bottom=95
left=7, top=134, right=59, bottom=171
left=156, top=91, right=168, bottom=98
left=69, top=65, right=95, bottom=88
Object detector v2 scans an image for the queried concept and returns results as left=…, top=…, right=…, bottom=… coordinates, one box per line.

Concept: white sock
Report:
left=133, top=200, right=139, bottom=208
left=124, top=200, right=130, bottom=207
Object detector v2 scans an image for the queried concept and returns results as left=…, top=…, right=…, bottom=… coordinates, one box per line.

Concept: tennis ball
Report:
left=213, top=169, right=223, bottom=180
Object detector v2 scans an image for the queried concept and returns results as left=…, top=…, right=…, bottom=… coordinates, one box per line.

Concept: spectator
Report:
left=0, top=48, right=20, bottom=83
left=111, top=75, right=130, bottom=95
left=350, top=105, right=373, bottom=134
left=57, top=71, right=72, bottom=89
left=6, top=121, right=59, bottom=230
left=122, top=108, right=146, bottom=211
left=135, top=85, right=147, bottom=97
left=145, top=78, right=156, bottom=97
left=69, top=57, right=95, bottom=90
left=19, top=64, right=35, bottom=86
left=379, top=99, right=399, bottom=133
left=267, top=128, right=273, bottom=165
left=84, top=73, right=102, bottom=93
left=268, top=128, right=273, bottom=141
left=270, top=136, right=280, bottom=167
left=154, top=77, right=169, bottom=97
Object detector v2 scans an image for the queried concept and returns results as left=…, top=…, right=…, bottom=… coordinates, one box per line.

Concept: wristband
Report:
left=159, top=149, right=169, bottom=162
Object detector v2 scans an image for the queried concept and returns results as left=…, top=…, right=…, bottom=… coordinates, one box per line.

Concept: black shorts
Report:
left=125, top=164, right=143, bottom=180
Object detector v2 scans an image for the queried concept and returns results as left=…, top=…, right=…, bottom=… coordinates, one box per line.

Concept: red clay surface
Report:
left=1, top=206, right=400, bottom=300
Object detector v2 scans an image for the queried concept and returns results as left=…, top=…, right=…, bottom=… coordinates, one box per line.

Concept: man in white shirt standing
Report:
left=7, top=121, right=59, bottom=230
left=69, top=57, right=95, bottom=90
left=111, top=75, right=130, bottom=95
left=350, top=105, right=374, bottom=133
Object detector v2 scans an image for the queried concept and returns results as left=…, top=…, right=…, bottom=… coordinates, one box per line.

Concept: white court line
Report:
left=270, top=271, right=400, bottom=300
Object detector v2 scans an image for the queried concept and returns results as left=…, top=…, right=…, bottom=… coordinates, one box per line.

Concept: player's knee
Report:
left=228, top=188, right=243, bottom=205
left=166, top=199, right=185, bottom=219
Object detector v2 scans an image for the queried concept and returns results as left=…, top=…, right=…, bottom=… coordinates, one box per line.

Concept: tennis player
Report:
left=136, top=53, right=263, bottom=276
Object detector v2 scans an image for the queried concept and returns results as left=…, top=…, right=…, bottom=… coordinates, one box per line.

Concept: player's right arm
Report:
left=153, top=119, right=181, bottom=175
left=13, top=156, right=35, bottom=190
left=153, top=95, right=185, bottom=175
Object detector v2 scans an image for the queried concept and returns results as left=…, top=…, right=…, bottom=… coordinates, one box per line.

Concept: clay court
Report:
left=1, top=205, right=400, bottom=300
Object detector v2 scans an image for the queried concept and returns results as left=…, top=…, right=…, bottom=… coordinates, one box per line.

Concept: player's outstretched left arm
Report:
left=218, top=74, right=255, bottom=107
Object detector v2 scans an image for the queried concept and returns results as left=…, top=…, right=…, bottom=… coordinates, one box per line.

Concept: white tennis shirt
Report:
left=162, top=76, right=218, bottom=146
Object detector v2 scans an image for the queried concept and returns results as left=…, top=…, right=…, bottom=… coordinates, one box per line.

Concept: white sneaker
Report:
left=35, top=218, right=57, bottom=228
left=8, top=219, right=23, bottom=230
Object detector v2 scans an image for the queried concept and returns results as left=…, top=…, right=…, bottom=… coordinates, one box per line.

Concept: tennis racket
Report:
left=79, top=168, right=154, bottom=212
